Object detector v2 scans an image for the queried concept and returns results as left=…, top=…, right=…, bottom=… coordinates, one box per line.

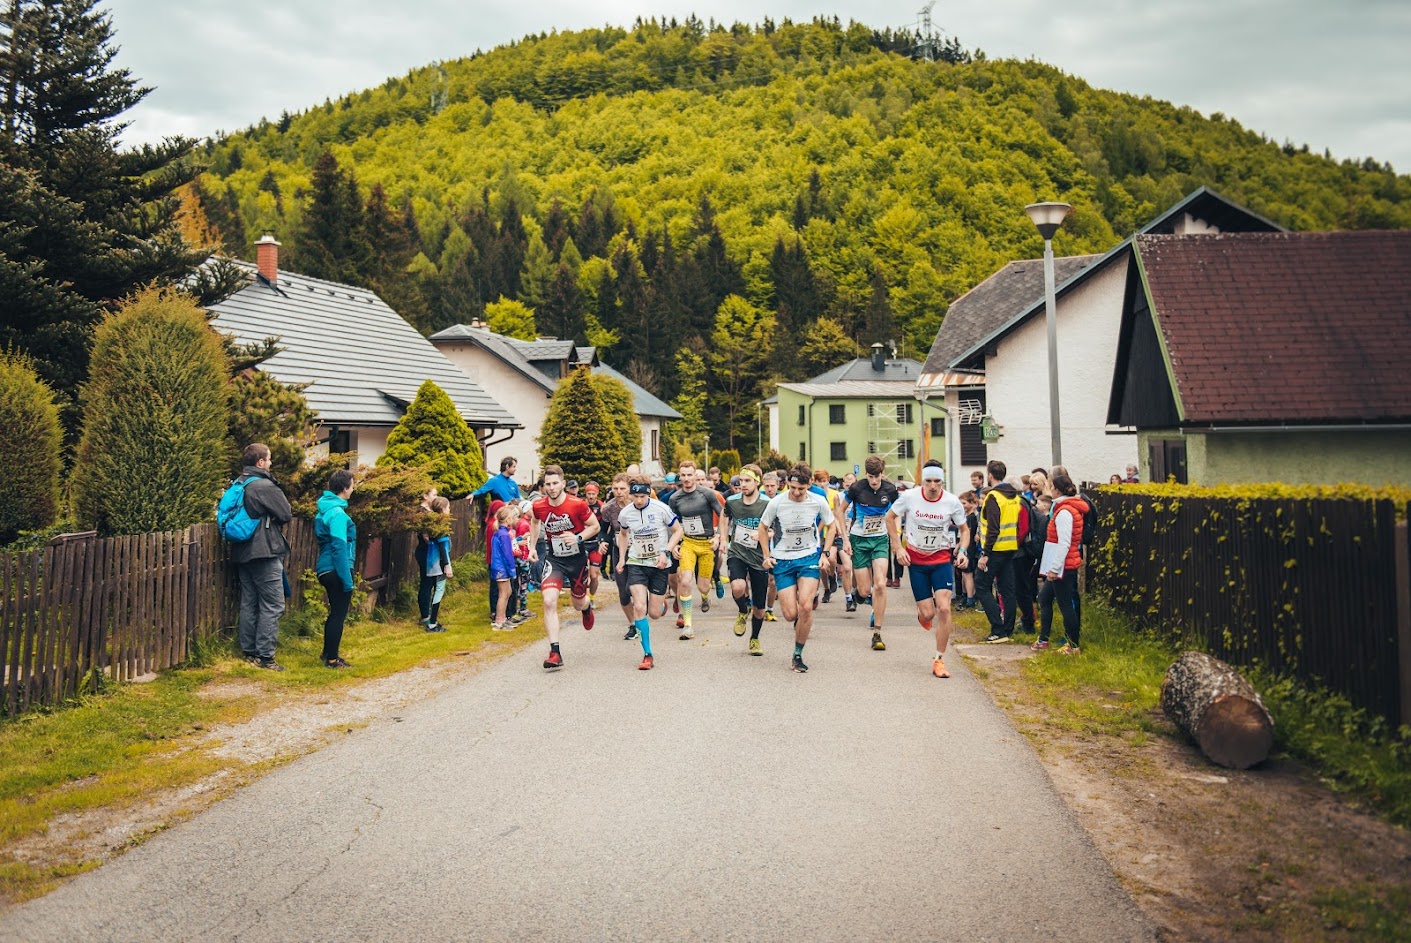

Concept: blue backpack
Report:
left=217, top=476, right=260, bottom=542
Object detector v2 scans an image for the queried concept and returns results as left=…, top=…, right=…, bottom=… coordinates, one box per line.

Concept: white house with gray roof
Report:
left=207, top=236, right=518, bottom=467
left=430, top=321, right=682, bottom=483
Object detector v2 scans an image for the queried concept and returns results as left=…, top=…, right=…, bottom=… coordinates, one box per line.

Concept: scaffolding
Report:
left=867, top=401, right=911, bottom=482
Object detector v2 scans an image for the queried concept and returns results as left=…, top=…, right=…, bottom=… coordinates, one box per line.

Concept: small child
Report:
left=490, top=504, right=518, bottom=630
left=420, top=496, right=454, bottom=632
left=958, top=491, right=980, bottom=610
left=512, top=501, right=533, bottom=622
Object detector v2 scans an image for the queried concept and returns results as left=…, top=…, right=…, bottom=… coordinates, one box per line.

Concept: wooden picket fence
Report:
left=1, top=498, right=479, bottom=716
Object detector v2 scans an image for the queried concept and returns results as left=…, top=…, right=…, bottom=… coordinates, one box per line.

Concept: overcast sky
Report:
left=108, top=0, right=1410, bottom=172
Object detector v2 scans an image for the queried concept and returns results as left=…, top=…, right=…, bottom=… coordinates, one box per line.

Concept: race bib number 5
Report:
left=551, top=533, right=579, bottom=556
left=683, top=517, right=706, bottom=537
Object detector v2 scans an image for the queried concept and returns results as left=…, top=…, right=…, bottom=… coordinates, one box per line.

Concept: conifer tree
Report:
left=0, top=351, right=62, bottom=543
left=227, top=369, right=318, bottom=481
left=709, top=295, right=774, bottom=448
left=294, top=151, right=372, bottom=284
left=377, top=379, right=487, bottom=498
left=591, top=373, right=642, bottom=468
left=538, top=367, right=629, bottom=485
left=799, top=317, right=861, bottom=377
left=71, top=289, right=231, bottom=536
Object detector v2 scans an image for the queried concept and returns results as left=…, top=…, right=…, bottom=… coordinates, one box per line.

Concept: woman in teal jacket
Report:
left=315, top=469, right=358, bottom=668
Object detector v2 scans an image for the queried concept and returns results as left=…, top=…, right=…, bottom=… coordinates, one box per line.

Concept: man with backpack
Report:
left=975, top=459, right=1024, bottom=644
left=222, top=443, right=293, bottom=670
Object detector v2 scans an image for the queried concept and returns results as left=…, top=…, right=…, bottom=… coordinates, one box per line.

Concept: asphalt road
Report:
left=1, top=586, right=1153, bottom=943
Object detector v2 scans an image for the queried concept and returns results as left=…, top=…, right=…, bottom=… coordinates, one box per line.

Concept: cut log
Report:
left=1160, top=651, right=1274, bottom=770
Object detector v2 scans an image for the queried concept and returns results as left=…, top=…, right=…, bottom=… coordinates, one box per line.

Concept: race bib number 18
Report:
left=631, top=535, right=658, bottom=558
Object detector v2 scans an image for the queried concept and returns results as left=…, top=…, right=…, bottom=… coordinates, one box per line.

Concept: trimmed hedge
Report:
left=0, top=352, right=62, bottom=544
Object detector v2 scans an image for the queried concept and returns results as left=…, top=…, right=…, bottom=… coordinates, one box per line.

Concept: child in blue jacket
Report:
left=490, top=504, right=518, bottom=630
left=314, top=469, right=357, bottom=668
left=420, top=497, right=454, bottom=632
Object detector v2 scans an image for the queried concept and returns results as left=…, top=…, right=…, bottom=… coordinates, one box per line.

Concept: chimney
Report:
left=870, top=342, right=885, bottom=372
left=256, top=233, right=280, bottom=285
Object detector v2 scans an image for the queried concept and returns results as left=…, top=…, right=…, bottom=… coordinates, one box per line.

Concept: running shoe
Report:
left=985, top=634, right=1012, bottom=644
left=543, top=650, right=563, bottom=670
left=932, top=656, right=950, bottom=679
left=871, top=632, right=886, bottom=651
left=791, top=653, right=809, bottom=673
left=763, top=610, right=777, bottom=622
left=582, top=607, right=595, bottom=631
left=1030, top=640, right=1050, bottom=651
left=715, top=581, right=725, bottom=599
left=425, top=622, right=446, bottom=633
left=701, top=595, right=710, bottom=613
left=845, top=596, right=857, bottom=613
left=869, top=612, right=875, bottom=628
left=918, top=614, right=934, bottom=631
left=679, top=626, right=695, bottom=641
left=676, top=615, right=686, bottom=630
left=325, top=657, right=352, bottom=669
left=624, top=624, right=638, bottom=640
left=492, top=622, right=514, bottom=632
left=748, top=638, right=762, bottom=656
left=638, top=654, right=654, bottom=670
left=1058, top=644, right=1082, bottom=656
left=733, top=612, right=748, bottom=636
left=672, top=596, right=680, bottom=614
left=822, top=588, right=832, bottom=604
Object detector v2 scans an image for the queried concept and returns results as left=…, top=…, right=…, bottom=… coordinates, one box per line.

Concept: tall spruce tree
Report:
left=294, top=151, right=372, bottom=284
left=538, top=367, right=628, bottom=485
left=377, top=379, right=487, bottom=498
left=0, top=0, right=240, bottom=424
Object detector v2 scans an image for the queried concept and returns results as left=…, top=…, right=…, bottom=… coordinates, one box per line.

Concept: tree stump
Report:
left=1160, top=651, right=1274, bottom=769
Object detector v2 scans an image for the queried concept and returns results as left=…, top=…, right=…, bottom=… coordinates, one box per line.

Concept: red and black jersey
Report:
left=533, top=496, right=594, bottom=558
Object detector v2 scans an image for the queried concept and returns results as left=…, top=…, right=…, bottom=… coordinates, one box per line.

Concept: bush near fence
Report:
left=1087, top=482, right=1411, bottom=729
left=1, top=498, right=481, bottom=716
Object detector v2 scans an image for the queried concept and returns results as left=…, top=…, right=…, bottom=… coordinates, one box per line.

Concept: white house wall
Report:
left=437, top=342, right=550, bottom=486
left=982, top=262, right=1137, bottom=484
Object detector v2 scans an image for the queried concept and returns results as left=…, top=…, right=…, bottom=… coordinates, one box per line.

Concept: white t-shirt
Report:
left=891, top=488, right=966, bottom=565
left=759, top=492, right=834, bottom=561
left=617, top=499, right=677, bottom=566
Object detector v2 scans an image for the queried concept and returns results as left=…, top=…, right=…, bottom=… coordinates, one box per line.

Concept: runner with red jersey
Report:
left=528, top=465, right=601, bottom=670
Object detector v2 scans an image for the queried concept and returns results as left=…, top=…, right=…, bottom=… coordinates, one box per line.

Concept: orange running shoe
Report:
left=918, top=614, right=934, bottom=631
left=932, top=656, right=950, bottom=678
left=638, top=654, right=654, bottom=670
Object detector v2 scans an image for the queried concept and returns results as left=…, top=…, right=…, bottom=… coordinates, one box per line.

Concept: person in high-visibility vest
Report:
left=976, top=459, right=1024, bottom=643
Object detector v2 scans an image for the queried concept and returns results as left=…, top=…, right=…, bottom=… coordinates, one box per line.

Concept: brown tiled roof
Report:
left=921, top=255, right=1100, bottom=376
left=1138, top=231, right=1411, bottom=424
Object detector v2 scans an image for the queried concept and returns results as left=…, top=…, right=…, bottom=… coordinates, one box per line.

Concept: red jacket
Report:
left=1045, top=496, right=1090, bottom=573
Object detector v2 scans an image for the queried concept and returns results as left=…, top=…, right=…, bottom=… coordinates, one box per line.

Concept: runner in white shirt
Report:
left=615, top=475, right=683, bottom=671
left=887, top=461, right=969, bottom=679
left=758, top=465, right=836, bottom=673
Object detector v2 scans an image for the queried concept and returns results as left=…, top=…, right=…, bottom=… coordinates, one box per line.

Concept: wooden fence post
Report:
left=1395, top=516, right=1410, bottom=730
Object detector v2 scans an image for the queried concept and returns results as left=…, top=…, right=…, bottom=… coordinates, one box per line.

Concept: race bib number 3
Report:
left=862, top=516, right=885, bottom=536
left=734, top=523, right=758, bottom=548
left=683, top=517, right=706, bottom=537
left=551, top=534, right=579, bottom=556
left=782, top=527, right=812, bottom=551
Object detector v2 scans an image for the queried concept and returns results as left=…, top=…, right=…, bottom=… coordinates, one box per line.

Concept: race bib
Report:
left=630, top=534, right=659, bottom=558
left=915, top=526, right=945, bottom=551
left=733, top=522, right=758, bottom=549
left=782, top=526, right=813, bottom=552
left=683, top=517, right=706, bottom=537
left=861, top=515, right=885, bottom=536
left=551, top=533, right=579, bottom=556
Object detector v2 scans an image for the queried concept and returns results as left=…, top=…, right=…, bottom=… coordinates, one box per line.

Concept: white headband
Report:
left=921, top=466, right=945, bottom=482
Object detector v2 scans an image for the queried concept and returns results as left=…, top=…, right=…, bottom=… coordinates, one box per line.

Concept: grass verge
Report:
left=0, top=554, right=539, bottom=906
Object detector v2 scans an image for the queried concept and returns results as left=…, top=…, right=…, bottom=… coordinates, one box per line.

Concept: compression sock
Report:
left=680, top=597, right=693, bottom=626
left=635, top=618, right=652, bottom=655
left=736, top=594, right=751, bottom=614
left=751, top=616, right=763, bottom=639
left=794, top=642, right=805, bottom=657
left=550, top=643, right=560, bottom=654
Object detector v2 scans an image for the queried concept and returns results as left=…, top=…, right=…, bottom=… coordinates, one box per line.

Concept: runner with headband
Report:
left=758, top=464, right=836, bottom=673
left=723, top=463, right=771, bottom=655
left=616, top=475, right=683, bottom=670
left=887, top=460, right=969, bottom=679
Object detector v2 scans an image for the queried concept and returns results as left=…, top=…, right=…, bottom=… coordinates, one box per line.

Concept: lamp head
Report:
left=1025, top=201, right=1072, bottom=241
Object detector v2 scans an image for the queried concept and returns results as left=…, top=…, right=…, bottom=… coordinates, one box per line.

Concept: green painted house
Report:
left=766, top=347, right=936, bottom=482
left=1107, top=230, right=1411, bottom=486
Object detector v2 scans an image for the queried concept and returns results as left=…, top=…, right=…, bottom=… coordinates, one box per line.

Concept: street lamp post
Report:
left=1025, top=201, right=1072, bottom=467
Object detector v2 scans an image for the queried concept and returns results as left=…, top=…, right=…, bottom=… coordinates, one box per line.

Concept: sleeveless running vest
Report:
left=986, top=490, right=1023, bottom=552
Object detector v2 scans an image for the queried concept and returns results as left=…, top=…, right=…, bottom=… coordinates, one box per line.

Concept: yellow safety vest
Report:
left=985, top=490, right=1022, bottom=552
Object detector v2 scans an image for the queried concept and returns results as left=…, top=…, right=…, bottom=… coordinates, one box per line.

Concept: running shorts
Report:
left=771, top=551, right=821, bottom=592
left=908, top=561, right=956, bottom=600
left=850, top=534, right=891, bottom=569
left=728, top=558, right=770, bottom=609
left=625, top=563, right=670, bottom=597
left=541, top=553, right=591, bottom=598
left=586, top=540, right=606, bottom=567
left=613, top=562, right=632, bottom=607
left=678, top=536, right=716, bottom=579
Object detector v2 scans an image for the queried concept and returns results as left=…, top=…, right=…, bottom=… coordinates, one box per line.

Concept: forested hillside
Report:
left=191, top=16, right=1411, bottom=450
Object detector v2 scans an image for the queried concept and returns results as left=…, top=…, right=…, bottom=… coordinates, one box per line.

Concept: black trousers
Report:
left=975, top=550, right=1018, bottom=636
left=1014, top=554, right=1038, bottom=630
left=1038, top=570, right=1081, bottom=645
left=318, top=570, right=352, bottom=662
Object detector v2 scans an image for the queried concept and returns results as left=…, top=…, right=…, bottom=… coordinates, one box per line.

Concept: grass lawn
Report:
left=0, top=555, right=540, bottom=905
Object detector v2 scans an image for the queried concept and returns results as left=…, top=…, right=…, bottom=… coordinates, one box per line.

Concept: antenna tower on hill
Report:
left=913, top=2, right=942, bottom=62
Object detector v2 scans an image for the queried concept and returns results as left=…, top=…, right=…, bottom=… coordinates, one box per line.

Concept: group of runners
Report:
left=521, top=454, right=969, bottom=678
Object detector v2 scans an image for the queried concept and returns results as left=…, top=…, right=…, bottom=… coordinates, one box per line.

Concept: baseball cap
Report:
left=665, top=473, right=677, bottom=483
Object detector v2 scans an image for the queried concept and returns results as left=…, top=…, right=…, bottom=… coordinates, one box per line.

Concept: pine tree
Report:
left=591, top=373, right=642, bottom=468
left=377, top=379, right=487, bottom=498
left=0, top=351, right=62, bottom=543
left=799, top=317, right=861, bottom=377
left=294, top=151, right=372, bottom=284
left=71, top=289, right=231, bottom=536
left=708, top=295, right=774, bottom=449
left=538, top=367, right=628, bottom=485
left=665, top=346, right=708, bottom=458
left=227, top=369, right=318, bottom=482
left=539, top=263, right=586, bottom=344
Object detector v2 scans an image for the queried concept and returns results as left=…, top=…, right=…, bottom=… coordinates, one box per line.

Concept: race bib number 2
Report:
left=733, top=523, right=758, bottom=549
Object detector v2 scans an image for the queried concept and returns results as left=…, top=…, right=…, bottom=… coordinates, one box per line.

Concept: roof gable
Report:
left=1123, top=230, right=1411, bottom=425
left=809, top=357, right=925, bottom=383
left=430, top=324, right=556, bottom=394
left=594, top=362, right=682, bottom=419
left=209, top=266, right=517, bottom=428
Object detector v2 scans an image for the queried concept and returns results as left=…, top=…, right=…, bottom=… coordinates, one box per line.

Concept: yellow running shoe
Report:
left=763, top=609, right=777, bottom=622
left=748, top=638, right=762, bottom=656
left=734, top=612, right=748, bottom=636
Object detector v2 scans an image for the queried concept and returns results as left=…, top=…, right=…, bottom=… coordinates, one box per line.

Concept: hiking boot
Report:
left=241, top=651, right=260, bottom=665
left=871, top=632, right=886, bottom=651
left=734, top=612, right=748, bottom=637
left=932, top=656, right=950, bottom=679
left=638, top=654, right=654, bottom=671
left=748, top=638, right=762, bottom=656
left=791, top=653, right=809, bottom=673
left=257, top=657, right=284, bottom=672
left=624, top=624, right=639, bottom=641
left=425, top=622, right=446, bottom=633
left=543, top=650, right=563, bottom=670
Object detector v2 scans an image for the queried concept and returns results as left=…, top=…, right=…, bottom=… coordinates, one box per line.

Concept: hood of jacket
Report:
left=989, top=482, right=1020, bottom=499
left=317, top=491, right=348, bottom=517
